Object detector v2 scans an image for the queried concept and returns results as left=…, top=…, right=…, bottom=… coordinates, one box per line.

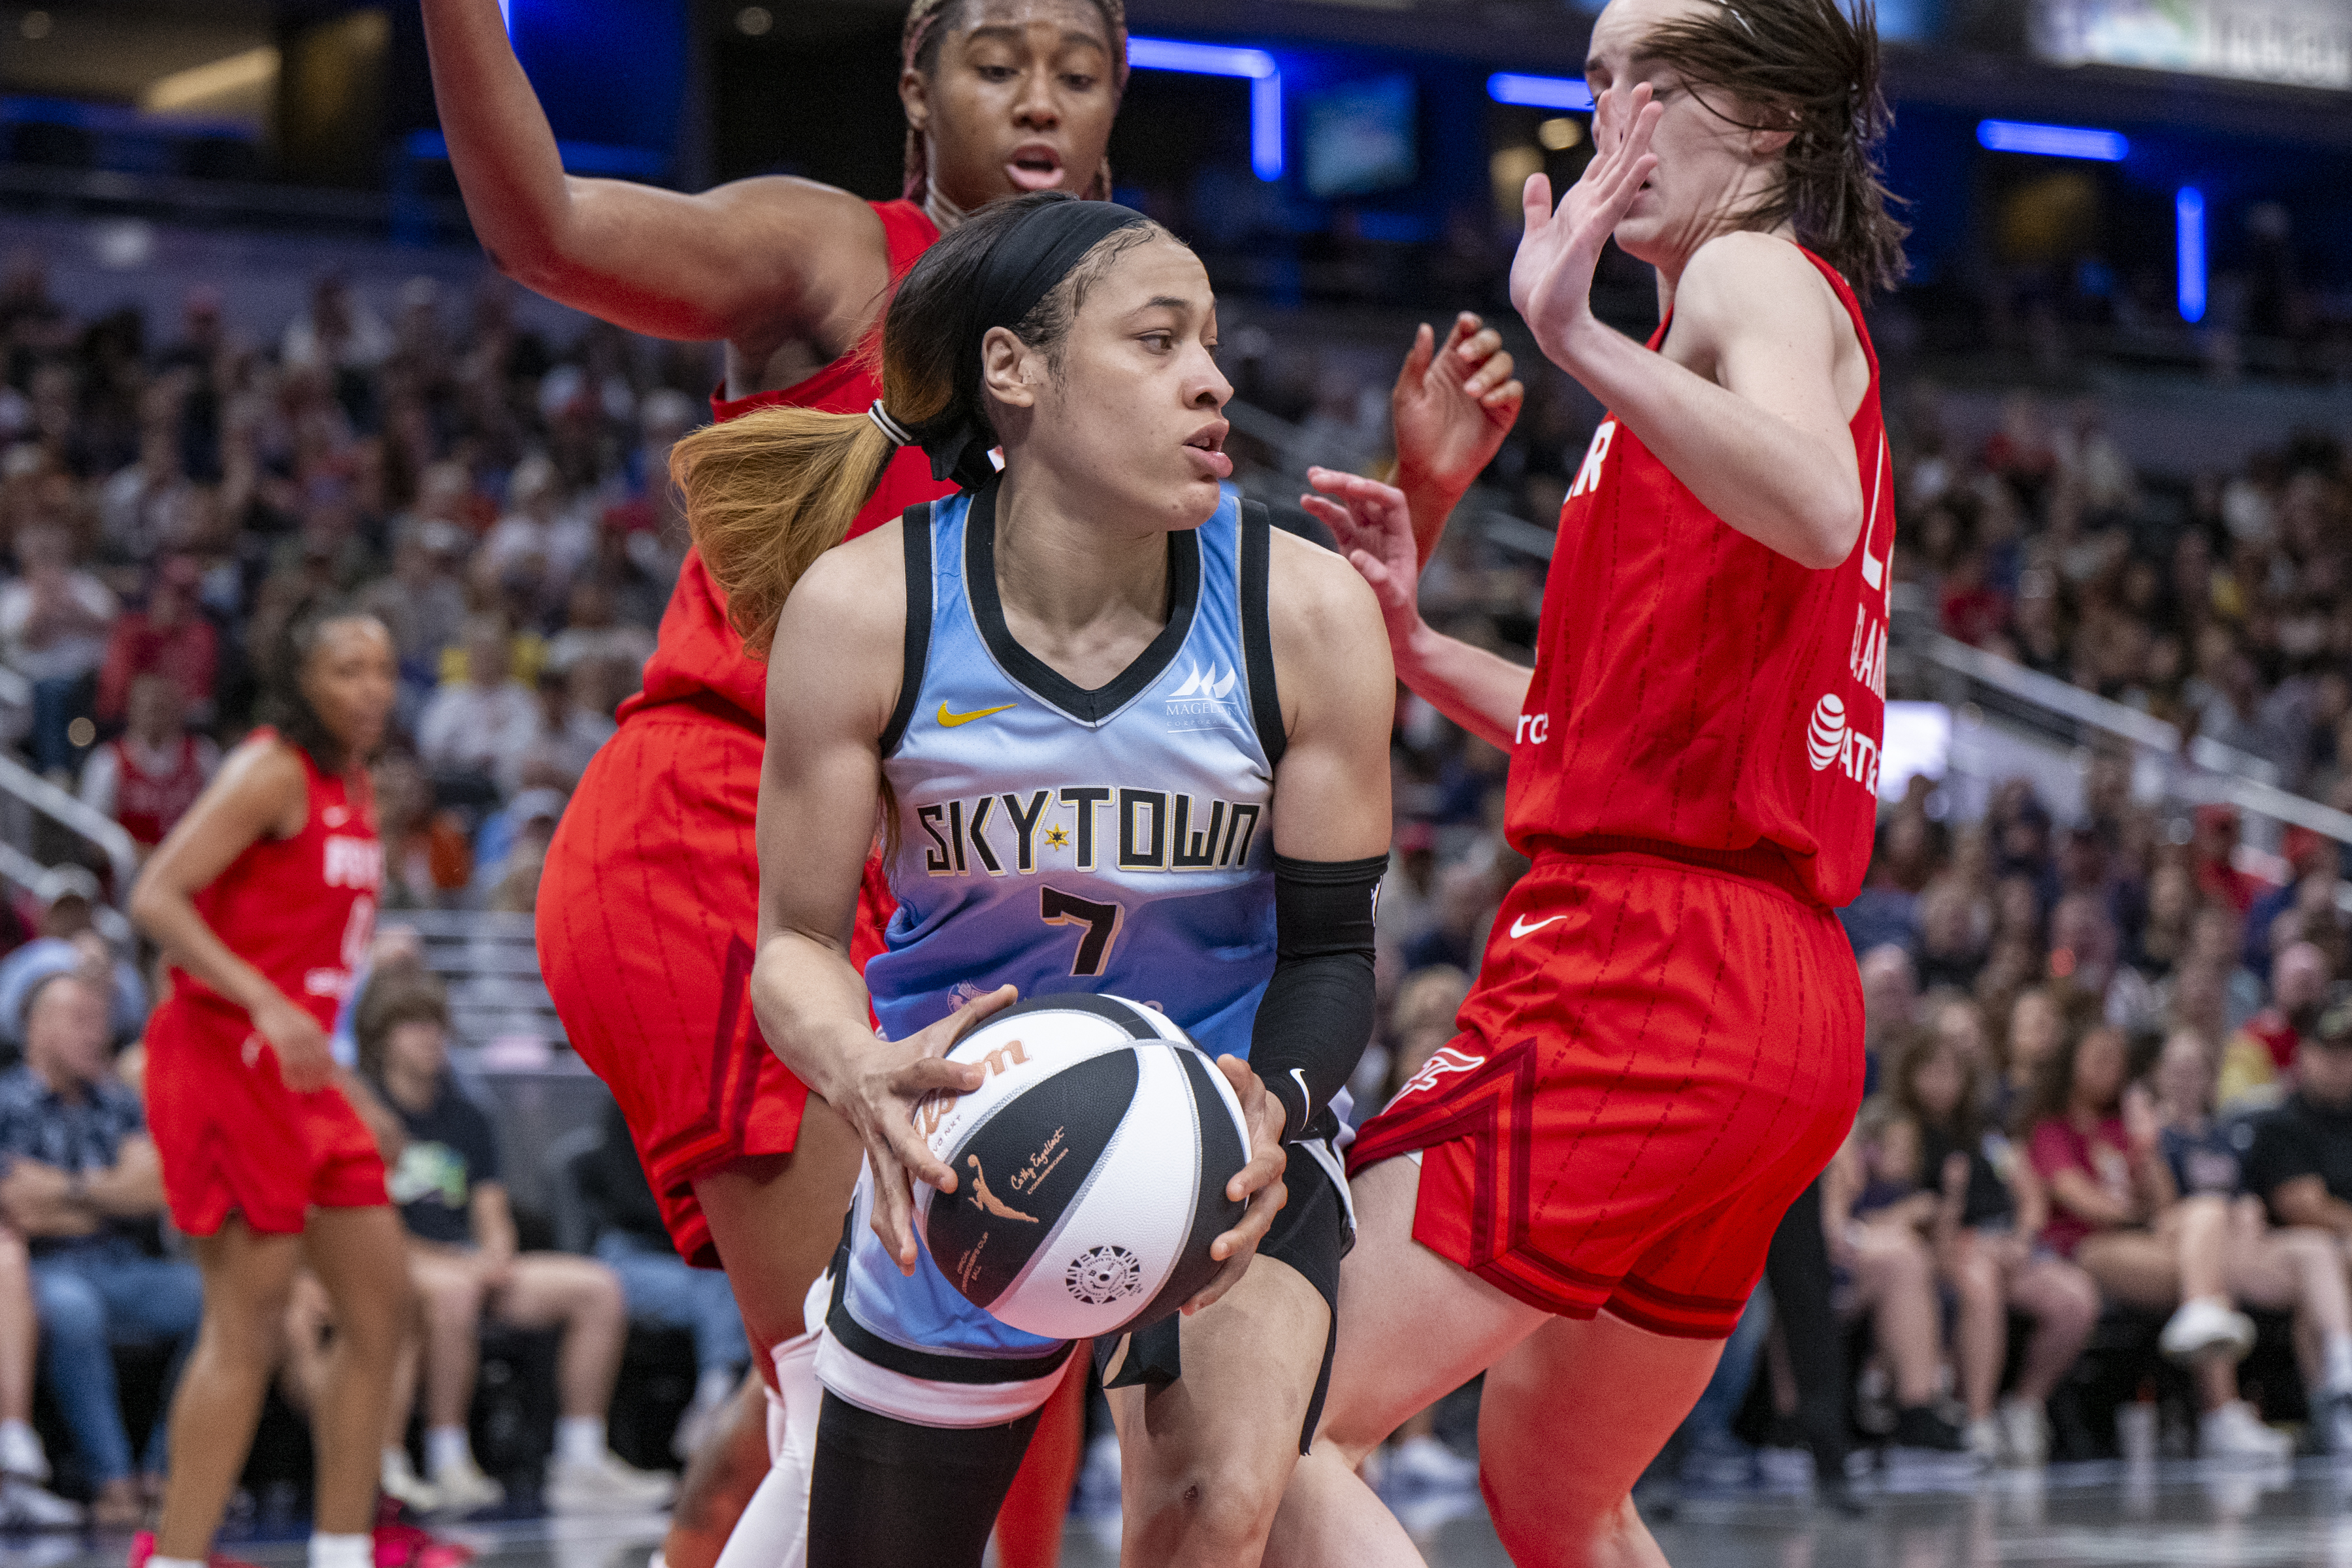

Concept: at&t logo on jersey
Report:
left=1805, top=693, right=1880, bottom=792
left=1165, top=663, right=1242, bottom=733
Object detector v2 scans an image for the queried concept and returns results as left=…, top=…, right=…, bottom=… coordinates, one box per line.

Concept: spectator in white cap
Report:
left=0, top=869, right=146, bottom=1050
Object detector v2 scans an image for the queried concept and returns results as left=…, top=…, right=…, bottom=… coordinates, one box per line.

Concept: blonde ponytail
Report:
left=672, top=406, right=898, bottom=655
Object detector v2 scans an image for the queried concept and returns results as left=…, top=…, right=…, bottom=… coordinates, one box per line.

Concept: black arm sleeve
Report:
left=1250, top=852, right=1386, bottom=1142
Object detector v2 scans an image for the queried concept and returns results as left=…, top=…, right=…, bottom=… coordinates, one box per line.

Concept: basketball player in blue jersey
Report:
left=670, top=192, right=1394, bottom=1567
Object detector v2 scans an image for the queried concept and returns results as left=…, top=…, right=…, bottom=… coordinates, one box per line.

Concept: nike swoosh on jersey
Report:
left=1509, top=915, right=1565, bottom=938
left=938, top=702, right=1017, bottom=728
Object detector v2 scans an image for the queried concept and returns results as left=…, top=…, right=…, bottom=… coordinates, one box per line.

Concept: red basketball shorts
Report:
left=1348, top=847, right=1863, bottom=1338
left=145, top=993, right=389, bottom=1237
left=538, top=706, right=894, bottom=1269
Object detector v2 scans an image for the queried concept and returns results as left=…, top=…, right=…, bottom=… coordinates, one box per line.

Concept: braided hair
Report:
left=900, top=0, right=1128, bottom=203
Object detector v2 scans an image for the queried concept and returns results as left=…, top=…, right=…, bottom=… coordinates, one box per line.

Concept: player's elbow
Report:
left=1787, top=489, right=1865, bottom=572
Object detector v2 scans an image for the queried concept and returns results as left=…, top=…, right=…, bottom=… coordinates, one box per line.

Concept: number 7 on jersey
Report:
left=1041, top=887, right=1124, bottom=976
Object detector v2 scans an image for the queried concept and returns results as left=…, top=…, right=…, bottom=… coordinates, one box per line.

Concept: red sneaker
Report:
left=128, top=1531, right=266, bottom=1568
left=372, top=1499, right=475, bottom=1568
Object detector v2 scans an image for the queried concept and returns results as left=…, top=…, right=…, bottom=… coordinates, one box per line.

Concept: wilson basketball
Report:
left=911, top=993, right=1250, bottom=1340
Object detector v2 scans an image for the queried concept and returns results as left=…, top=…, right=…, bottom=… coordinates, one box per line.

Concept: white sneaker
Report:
left=0, top=1477, right=84, bottom=1530
left=2161, top=1297, right=2257, bottom=1363
left=2199, top=1400, right=2292, bottom=1461
left=0, top=1424, right=48, bottom=1484
left=427, top=1456, right=505, bottom=1515
left=544, top=1452, right=676, bottom=1512
left=1964, top=1416, right=2003, bottom=1466
left=1997, top=1397, right=2049, bottom=1467
left=381, top=1449, right=442, bottom=1514
left=1388, top=1434, right=1479, bottom=1492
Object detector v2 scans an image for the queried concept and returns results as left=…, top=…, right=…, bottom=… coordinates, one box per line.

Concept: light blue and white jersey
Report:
left=817, top=484, right=1290, bottom=1426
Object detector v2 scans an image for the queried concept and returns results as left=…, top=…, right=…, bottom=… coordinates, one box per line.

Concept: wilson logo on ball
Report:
left=1806, top=693, right=1848, bottom=772
left=1065, top=1245, right=1143, bottom=1305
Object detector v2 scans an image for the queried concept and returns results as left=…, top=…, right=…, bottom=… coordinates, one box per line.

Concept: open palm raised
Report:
left=1509, top=82, right=1664, bottom=357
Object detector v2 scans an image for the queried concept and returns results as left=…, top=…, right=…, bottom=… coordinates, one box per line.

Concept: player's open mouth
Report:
left=1006, top=146, right=1066, bottom=191
left=1183, top=421, right=1233, bottom=480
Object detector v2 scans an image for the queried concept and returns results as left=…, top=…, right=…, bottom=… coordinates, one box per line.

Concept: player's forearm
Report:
left=749, top=930, right=884, bottom=1108
left=1394, top=621, right=1531, bottom=750
left=1397, top=471, right=1468, bottom=572
left=1550, top=319, right=1862, bottom=570
left=128, top=883, right=286, bottom=1018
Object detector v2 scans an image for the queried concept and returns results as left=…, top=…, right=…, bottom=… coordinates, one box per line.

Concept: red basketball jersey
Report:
left=109, top=734, right=208, bottom=848
left=176, top=733, right=382, bottom=1028
left=1507, top=245, right=1895, bottom=910
left=627, top=199, right=955, bottom=727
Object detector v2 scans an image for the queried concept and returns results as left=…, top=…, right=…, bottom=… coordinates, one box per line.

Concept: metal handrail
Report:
left=1915, top=633, right=2352, bottom=845
left=0, top=751, right=140, bottom=900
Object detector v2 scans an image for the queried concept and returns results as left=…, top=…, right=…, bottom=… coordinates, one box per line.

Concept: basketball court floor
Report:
left=8, top=1462, right=2352, bottom=1568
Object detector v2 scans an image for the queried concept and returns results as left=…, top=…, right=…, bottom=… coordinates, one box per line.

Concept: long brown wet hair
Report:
left=1637, top=0, right=1910, bottom=295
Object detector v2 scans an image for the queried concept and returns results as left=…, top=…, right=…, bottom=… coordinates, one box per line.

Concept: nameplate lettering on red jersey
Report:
left=324, top=836, right=383, bottom=891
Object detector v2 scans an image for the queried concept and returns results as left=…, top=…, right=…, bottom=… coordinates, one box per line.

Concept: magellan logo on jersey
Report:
left=1166, top=663, right=1243, bottom=733
left=1805, top=693, right=1880, bottom=793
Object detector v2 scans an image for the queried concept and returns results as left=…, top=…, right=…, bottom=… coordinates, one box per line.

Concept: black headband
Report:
left=898, top=195, right=1152, bottom=492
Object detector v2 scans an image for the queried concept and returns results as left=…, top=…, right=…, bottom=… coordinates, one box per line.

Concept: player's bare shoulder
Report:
left=766, top=519, right=911, bottom=737
left=1266, top=527, right=1394, bottom=728
left=692, top=177, right=894, bottom=364
left=1671, top=232, right=1865, bottom=402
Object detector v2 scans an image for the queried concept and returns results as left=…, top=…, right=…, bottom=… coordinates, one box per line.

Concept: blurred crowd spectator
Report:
left=1887, top=387, right=2352, bottom=806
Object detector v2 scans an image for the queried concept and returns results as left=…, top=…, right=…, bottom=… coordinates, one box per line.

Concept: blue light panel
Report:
left=1127, top=37, right=1283, bottom=182
left=2176, top=186, right=2206, bottom=324
left=1487, top=73, right=1594, bottom=111
left=1975, top=120, right=2128, bottom=161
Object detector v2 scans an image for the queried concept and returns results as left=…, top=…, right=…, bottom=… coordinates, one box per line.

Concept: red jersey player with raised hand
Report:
left=424, top=3, right=1525, bottom=1566
left=1275, top=0, right=1903, bottom=1563
left=129, top=606, right=415, bottom=1568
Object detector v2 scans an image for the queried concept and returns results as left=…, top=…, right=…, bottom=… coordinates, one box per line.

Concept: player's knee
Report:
left=1137, top=1457, right=1286, bottom=1560
left=1490, top=1486, right=1638, bottom=1568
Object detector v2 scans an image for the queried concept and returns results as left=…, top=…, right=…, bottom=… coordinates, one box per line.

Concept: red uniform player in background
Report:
left=1277, top=0, right=1906, bottom=1561
left=131, top=607, right=418, bottom=1568
left=423, top=1, right=1524, bottom=1563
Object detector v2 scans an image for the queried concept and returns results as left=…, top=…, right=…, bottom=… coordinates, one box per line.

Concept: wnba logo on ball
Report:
left=1806, top=694, right=1848, bottom=771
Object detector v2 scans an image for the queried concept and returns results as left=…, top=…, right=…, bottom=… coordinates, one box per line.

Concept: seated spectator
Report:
left=2152, top=1027, right=2352, bottom=1451
left=0, top=868, right=149, bottom=1051
left=542, top=581, right=652, bottom=690
left=0, top=1224, right=80, bottom=1527
left=1889, top=1032, right=2098, bottom=1465
left=2027, top=1021, right=2289, bottom=1458
left=1821, top=1099, right=1965, bottom=1454
left=2218, top=941, right=2330, bottom=1111
left=356, top=972, right=672, bottom=1514
left=93, top=557, right=217, bottom=728
left=0, top=972, right=203, bottom=1526
left=78, top=674, right=220, bottom=855
left=495, top=668, right=613, bottom=798
left=414, top=619, right=538, bottom=794
left=0, top=523, right=118, bottom=777
left=573, top=1100, right=747, bottom=1461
